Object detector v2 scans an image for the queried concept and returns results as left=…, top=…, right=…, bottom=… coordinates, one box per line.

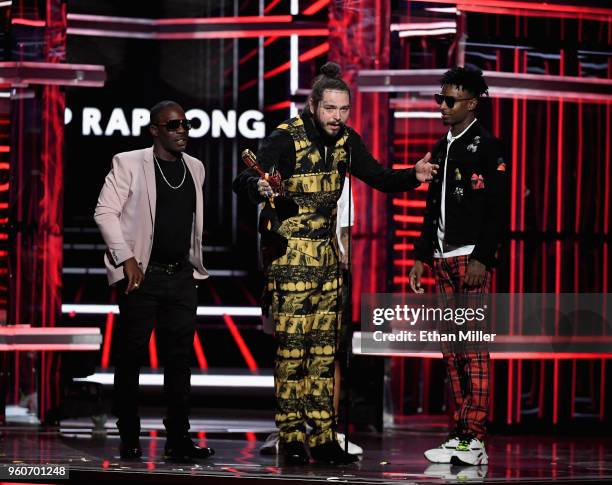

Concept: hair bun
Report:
left=320, top=62, right=342, bottom=79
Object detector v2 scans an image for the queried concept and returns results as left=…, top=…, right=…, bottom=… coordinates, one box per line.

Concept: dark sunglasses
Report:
left=434, top=94, right=474, bottom=109
left=154, top=119, right=192, bottom=131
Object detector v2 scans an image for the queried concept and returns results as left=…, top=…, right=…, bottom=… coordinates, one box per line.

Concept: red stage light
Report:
left=193, top=331, right=208, bottom=370
left=393, top=214, right=424, bottom=224
left=264, top=42, right=329, bottom=80
left=101, top=312, right=114, bottom=369
left=155, top=15, right=293, bottom=25
left=303, top=0, right=330, bottom=15
left=11, top=18, right=46, bottom=27
left=223, top=315, right=258, bottom=371
left=149, top=330, right=158, bottom=369
left=264, top=0, right=284, bottom=14
left=392, top=243, right=414, bottom=251
left=392, top=199, right=426, bottom=208
left=66, top=14, right=329, bottom=40
left=264, top=101, right=292, bottom=112
left=415, top=0, right=612, bottom=21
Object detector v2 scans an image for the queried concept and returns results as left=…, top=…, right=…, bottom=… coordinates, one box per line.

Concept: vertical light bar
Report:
left=489, top=361, right=495, bottom=422
left=543, top=100, right=551, bottom=293
left=231, top=0, right=239, bottom=245
left=555, top=50, right=565, bottom=295
left=193, top=331, right=208, bottom=370
left=290, top=34, right=298, bottom=95
left=602, top=101, right=610, bottom=421
left=507, top=47, right=520, bottom=425
left=507, top=359, right=513, bottom=425
left=401, top=116, right=408, bottom=292
left=101, top=312, right=114, bottom=369
left=223, top=314, right=258, bottom=371
left=538, top=363, right=545, bottom=419
left=516, top=50, right=527, bottom=424
left=571, top=360, right=576, bottom=418
left=290, top=102, right=298, bottom=118
left=291, top=0, right=299, bottom=15
left=574, top=101, right=583, bottom=290
left=604, top=102, right=610, bottom=294
left=371, top=0, right=381, bottom=296
left=600, top=359, right=606, bottom=421
left=258, top=0, right=264, bottom=113
left=553, top=358, right=559, bottom=424
left=149, top=330, right=158, bottom=369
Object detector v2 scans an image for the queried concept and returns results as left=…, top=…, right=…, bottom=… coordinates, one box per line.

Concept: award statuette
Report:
left=241, top=149, right=284, bottom=197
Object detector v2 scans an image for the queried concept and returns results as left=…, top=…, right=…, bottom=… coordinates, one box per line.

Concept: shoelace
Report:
left=456, top=439, right=472, bottom=451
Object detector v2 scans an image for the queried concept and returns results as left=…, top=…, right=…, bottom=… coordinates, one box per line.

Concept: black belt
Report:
left=147, top=259, right=188, bottom=275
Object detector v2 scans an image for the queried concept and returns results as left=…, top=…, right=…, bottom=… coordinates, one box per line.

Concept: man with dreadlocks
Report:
left=410, top=67, right=509, bottom=466
left=234, top=62, right=438, bottom=464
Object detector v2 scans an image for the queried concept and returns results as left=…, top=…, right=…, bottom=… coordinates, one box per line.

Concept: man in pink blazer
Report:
left=94, top=100, right=213, bottom=462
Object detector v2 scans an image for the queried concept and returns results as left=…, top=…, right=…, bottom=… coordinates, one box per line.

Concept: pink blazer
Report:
left=94, top=146, right=209, bottom=286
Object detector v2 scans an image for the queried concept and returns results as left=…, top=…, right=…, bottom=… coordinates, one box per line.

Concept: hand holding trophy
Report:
left=241, top=149, right=284, bottom=198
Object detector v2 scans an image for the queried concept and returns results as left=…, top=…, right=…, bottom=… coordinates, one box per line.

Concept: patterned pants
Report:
left=268, top=238, right=341, bottom=447
left=433, top=254, right=490, bottom=440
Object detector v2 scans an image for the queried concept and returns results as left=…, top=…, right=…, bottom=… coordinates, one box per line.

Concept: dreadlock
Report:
left=440, top=67, right=489, bottom=98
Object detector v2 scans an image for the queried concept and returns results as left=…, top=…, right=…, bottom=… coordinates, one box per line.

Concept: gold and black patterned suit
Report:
left=233, top=109, right=421, bottom=446
left=267, top=115, right=348, bottom=446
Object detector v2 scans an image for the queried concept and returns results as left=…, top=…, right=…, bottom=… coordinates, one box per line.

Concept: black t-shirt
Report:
left=150, top=155, right=196, bottom=264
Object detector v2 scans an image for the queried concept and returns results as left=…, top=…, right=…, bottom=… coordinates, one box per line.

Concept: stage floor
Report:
left=1, top=418, right=611, bottom=484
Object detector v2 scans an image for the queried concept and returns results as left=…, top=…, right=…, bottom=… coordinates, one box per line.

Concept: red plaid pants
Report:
left=433, top=254, right=490, bottom=440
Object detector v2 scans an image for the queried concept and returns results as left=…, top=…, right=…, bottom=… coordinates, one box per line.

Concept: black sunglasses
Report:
left=434, top=94, right=474, bottom=109
left=154, top=119, right=192, bottom=131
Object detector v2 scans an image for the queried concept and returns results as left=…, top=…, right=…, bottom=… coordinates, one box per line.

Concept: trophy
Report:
left=241, top=149, right=284, bottom=197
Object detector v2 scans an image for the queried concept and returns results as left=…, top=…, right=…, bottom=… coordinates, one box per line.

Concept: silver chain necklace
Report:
left=153, top=153, right=187, bottom=190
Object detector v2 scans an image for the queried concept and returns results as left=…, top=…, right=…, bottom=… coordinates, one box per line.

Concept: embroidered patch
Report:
left=454, top=168, right=462, bottom=181
left=466, top=135, right=481, bottom=153
left=496, top=156, right=506, bottom=172
left=453, top=186, right=464, bottom=202
left=471, top=173, right=485, bottom=190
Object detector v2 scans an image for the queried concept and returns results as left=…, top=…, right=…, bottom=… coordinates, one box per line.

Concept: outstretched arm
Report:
left=350, top=131, right=438, bottom=192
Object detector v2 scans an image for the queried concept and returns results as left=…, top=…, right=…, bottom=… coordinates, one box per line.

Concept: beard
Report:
left=312, top=112, right=343, bottom=145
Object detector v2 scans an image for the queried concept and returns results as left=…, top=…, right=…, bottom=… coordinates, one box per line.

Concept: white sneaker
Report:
left=451, top=437, right=488, bottom=466
left=424, top=436, right=460, bottom=463
left=259, top=431, right=279, bottom=455
left=337, top=432, right=363, bottom=455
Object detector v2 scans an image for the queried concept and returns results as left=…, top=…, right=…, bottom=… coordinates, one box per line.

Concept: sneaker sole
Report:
left=451, top=453, right=488, bottom=466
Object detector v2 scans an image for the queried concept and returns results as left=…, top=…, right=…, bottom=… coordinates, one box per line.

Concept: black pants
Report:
left=113, top=264, right=197, bottom=442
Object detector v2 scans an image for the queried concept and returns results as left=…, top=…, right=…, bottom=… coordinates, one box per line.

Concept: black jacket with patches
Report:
left=233, top=110, right=421, bottom=265
left=414, top=120, right=509, bottom=269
